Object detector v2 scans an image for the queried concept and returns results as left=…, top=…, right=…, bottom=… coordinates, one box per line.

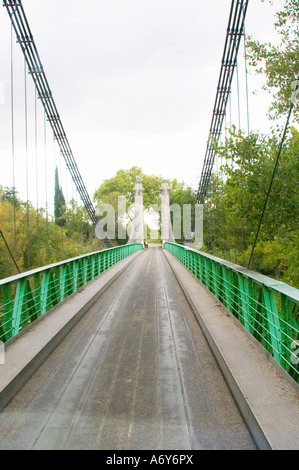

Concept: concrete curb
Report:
left=0, top=250, right=143, bottom=413
left=163, top=249, right=299, bottom=450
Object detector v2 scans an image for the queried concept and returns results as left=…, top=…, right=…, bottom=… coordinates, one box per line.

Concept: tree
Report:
left=0, top=186, right=103, bottom=279
left=168, top=179, right=197, bottom=244
left=246, top=0, right=299, bottom=122
left=54, top=167, right=66, bottom=227
left=94, top=166, right=163, bottom=209
left=94, top=167, right=163, bottom=244
left=94, top=167, right=198, bottom=245
left=211, top=126, right=299, bottom=286
left=216, top=127, right=299, bottom=237
left=0, top=186, right=23, bottom=208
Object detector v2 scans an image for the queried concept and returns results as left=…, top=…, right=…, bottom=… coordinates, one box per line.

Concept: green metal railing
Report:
left=164, top=242, right=299, bottom=382
left=0, top=244, right=143, bottom=344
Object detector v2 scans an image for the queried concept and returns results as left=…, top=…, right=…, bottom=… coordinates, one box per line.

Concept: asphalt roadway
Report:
left=0, top=246, right=256, bottom=450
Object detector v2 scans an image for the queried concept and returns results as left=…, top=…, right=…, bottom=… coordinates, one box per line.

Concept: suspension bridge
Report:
left=0, top=0, right=298, bottom=451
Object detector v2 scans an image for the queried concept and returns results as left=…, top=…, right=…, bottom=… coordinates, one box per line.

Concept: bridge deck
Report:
left=0, top=247, right=256, bottom=450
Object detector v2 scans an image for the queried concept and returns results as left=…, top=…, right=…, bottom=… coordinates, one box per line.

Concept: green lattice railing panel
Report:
left=0, top=244, right=143, bottom=344
left=164, top=243, right=299, bottom=382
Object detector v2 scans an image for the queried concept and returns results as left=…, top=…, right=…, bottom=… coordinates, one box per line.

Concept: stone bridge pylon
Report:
left=160, top=179, right=175, bottom=244
left=128, top=180, right=145, bottom=245
left=128, top=179, right=175, bottom=246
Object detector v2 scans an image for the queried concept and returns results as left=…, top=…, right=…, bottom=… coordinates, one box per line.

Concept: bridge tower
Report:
left=129, top=180, right=145, bottom=245
left=160, top=179, right=175, bottom=244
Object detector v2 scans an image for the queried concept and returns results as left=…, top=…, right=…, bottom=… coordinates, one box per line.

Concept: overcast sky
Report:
left=0, top=0, right=286, bottom=208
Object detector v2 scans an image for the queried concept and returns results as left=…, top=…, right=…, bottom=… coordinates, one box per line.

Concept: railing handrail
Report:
left=0, top=243, right=144, bottom=345
left=165, top=243, right=299, bottom=303
left=0, top=244, right=142, bottom=287
left=164, top=242, right=299, bottom=382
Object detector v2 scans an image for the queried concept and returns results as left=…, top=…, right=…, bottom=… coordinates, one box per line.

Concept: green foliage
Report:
left=168, top=179, right=197, bottom=244
left=54, top=167, right=66, bottom=227
left=168, top=179, right=197, bottom=207
left=0, top=186, right=23, bottom=208
left=208, top=127, right=299, bottom=287
left=94, top=166, right=163, bottom=208
left=93, top=167, right=197, bottom=245
left=0, top=190, right=104, bottom=280
left=246, top=0, right=299, bottom=121
left=224, top=0, right=299, bottom=287
left=249, top=234, right=299, bottom=287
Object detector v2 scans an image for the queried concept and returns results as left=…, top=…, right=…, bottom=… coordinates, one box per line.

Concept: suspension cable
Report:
left=10, top=24, right=17, bottom=261
left=44, top=110, right=50, bottom=264
left=243, top=25, right=250, bottom=135
left=24, top=58, right=30, bottom=270
left=59, top=152, right=64, bottom=258
left=53, top=136, right=58, bottom=262
left=197, top=0, right=249, bottom=204
left=247, top=101, right=295, bottom=269
left=0, top=230, right=21, bottom=274
left=4, top=0, right=97, bottom=225
left=35, top=88, right=40, bottom=267
left=236, top=60, right=241, bottom=130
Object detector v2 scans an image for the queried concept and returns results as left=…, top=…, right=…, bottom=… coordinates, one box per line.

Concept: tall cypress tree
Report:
left=54, top=167, right=66, bottom=227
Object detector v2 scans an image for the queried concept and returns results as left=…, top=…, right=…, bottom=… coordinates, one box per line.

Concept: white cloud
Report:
left=0, top=0, right=286, bottom=203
